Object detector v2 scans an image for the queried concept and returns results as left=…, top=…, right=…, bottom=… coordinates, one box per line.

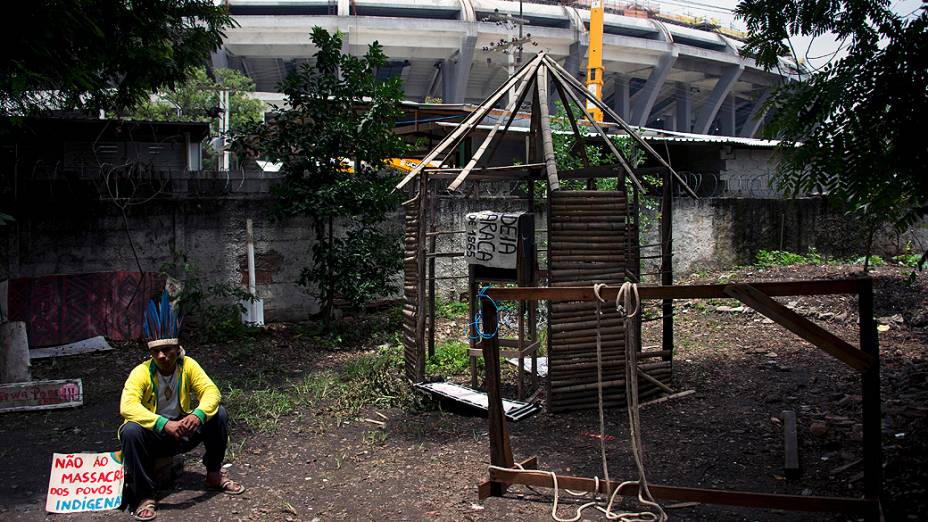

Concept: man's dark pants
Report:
left=120, top=406, right=229, bottom=502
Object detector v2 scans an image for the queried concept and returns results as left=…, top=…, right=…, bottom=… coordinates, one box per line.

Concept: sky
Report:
left=640, top=0, right=924, bottom=68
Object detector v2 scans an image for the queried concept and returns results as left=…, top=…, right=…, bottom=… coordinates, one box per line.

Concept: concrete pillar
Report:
left=0, top=321, right=31, bottom=384
left=739, top=88, right=772, bottom=137
left=675, top=82, right=692, bottom=133
left=694, top=65, right=743, bottom=134
left=337, top=0, right=349, bottom=16
left=564, top=40, right=588, bottom=82
left=612, top=75, right=630, bottom=121
left=210, top=50, right=230, bottom=71
left=442, top=35, right=476, bottom=103
left=630, top=50, right=677, bottom=126
left=719, top=95, right=736, bottom=136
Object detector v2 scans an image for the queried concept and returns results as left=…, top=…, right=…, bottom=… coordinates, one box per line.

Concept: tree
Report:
left=234, top=27, right=407, bottom=320
left=127, top=67, right=265, bottom=135
left=736, top=0, right=928, bottom=266
left=1, top=1, right=235, bottom=115
left=126, top=67, right=266, bottom=169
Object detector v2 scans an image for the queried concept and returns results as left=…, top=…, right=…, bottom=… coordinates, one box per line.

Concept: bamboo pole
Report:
left=542, top=54, right=699, bottom=199
left=447, top=61, right=540, bottom=191
left=535, top=64, right=559, bottom=191
left=541, top=62, right=644, bottom=193
left=415, top=175, right=427, bottom=381
left=395, top=53, right=545, bottom=190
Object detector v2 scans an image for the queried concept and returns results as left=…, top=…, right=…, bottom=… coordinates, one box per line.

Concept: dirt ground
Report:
left=1, top=264, right=926, bottom=521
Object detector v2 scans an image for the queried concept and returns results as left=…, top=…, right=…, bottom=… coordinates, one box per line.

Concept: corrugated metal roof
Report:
left=640, top=128, right=782, bottom=148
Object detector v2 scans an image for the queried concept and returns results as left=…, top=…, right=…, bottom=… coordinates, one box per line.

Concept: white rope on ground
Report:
left=601, top=282, right=667, bottom=522
left=593, top=283, right=612, bottom=496
left=486, top=282, right=667, bottom=522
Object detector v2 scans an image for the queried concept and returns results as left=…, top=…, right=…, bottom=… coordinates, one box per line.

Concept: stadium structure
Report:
left=216, top=0, right=801, bottom=138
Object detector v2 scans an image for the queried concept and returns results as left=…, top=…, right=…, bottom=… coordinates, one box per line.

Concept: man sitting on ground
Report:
left=119, top=292, right=244, bottom=521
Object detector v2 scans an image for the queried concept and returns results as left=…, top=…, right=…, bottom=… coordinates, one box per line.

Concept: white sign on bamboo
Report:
left=464, top=211, right=523, bottom=269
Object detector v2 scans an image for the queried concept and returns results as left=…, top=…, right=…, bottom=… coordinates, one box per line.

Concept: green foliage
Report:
left=1, top=1, right=235, bottom=115
left=299, top=227, right=402, bottom=312
left=125, top=67, right=265, bottom=170
left=224, top=385, right=294, bottom=432
left=0, top=212, right=13, bottom=226
left=545, top=101, right=661, bottom=242
left=853, top=255, right=886, bottom=268
left=755, top=248, right=892, bottom=269
left=736, top=0, right=928, bottom=244
left=545, top=101, right=652, bottom=192
left=426, top=340, right=477, bottom=376
left=893, top=253, right=924, bottom=269
left=298, top=310, right=401, bottom=351
left=160, top=253, right=259, bottom=344
left=550, top=100, right=645, bottom=191
left=436, top=299, right=469, bottom=319
left=756, top=248, right=823, bottom=267
left=235, top=28, right=406, bottom=319
left=126, top=67, right=265, bottom=134
left=226, top=344, right=420, bottom=433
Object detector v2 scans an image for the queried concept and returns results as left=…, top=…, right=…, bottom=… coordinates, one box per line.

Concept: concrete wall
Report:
left=655, top=197, right=927, bottom=275
left=2, top=198, right=319, bottom=321
left=3, top=191, right=924, bottom=320
left=718, top=147, right=780, bottom=198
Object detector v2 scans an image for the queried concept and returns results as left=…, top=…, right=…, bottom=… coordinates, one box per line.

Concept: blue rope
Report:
left=466, top=285, right=499, bottom=341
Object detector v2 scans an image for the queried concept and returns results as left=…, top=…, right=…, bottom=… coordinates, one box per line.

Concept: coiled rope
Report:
left=467, top=285, right=499, bottom=341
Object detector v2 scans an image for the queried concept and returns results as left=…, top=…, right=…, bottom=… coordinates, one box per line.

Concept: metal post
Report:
left=858, top=278, right=882, bottom=520
left=661, top=167, right=673, bottom=360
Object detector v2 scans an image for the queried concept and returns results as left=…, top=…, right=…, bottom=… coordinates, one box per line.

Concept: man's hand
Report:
left=178, top=414, right=201, bottom=435
left=163, top=420, right=185, bottom=439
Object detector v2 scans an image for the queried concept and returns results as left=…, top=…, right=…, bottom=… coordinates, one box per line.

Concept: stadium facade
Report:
left=217, top=0, right=800, bottom=138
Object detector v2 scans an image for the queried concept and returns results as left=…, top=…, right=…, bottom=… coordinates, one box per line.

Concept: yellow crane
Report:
left=586, top=0, right=605, bottom=122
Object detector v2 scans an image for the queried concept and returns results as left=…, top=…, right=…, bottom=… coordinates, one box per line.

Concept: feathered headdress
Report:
left=143, top=289, right=181, bottom=349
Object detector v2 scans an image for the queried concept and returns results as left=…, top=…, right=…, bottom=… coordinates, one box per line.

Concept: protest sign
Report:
left=0, top=379, right=83, bottom=413
left=46, top=451, right=124, bottom=513
left=464, top=211, right=524, bottom=269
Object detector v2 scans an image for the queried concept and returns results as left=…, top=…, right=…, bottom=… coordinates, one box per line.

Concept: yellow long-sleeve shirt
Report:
left=119, top=355, right=221, bottom=434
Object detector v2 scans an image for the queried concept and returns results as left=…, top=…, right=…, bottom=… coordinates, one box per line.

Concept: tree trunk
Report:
left=863, top=221, right=876, bottom=273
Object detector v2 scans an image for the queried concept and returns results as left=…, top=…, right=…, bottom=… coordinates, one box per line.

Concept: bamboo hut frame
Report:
left=395, top=52, right=884, bottom=520
left=397, top=51, right=697, bottom=402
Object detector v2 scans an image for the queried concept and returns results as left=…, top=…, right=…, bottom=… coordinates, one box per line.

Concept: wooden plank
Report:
left=783, top=410, right=800, bottom=479
left=484, top=279, right=866, bottom=302
left=480, top=294, right=513, bottom=497
left=478, top=456, right=537, bottom=499
left=0, top=379, right=83, bottom=413
left=723, top=284, right=875, bottom=372
left=29, top=336, right=113, bottom=359
left=485, top=468, right=878, bottom=514
left=415, top=180, right=427, bottom=382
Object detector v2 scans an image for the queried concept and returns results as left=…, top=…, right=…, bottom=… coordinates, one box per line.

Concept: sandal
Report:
left=206, top=478, right=245, bottom=495
left=133, top=499, right=157, bottom=521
